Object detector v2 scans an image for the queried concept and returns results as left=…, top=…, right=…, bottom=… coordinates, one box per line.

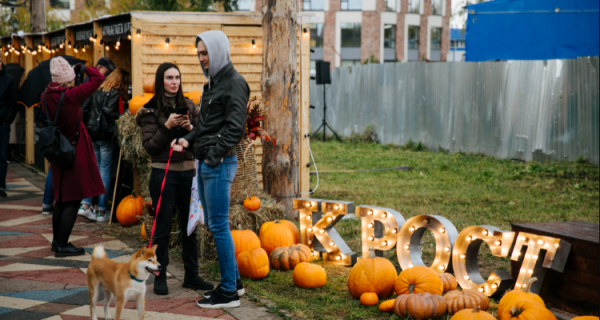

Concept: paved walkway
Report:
left=0, top=164, right=279, bottom=320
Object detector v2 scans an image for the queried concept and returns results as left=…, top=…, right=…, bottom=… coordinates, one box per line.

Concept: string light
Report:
left=137, top=29, right=141, bottom=38
left=165, top=38, right=170, bottom=47
left=127, top=31, right=132, bottom=40
left=68, top=41, right=72, bottom=49
left=252, top=39, right=256, bottom=48
left=116, top=37, right=121, bottom=47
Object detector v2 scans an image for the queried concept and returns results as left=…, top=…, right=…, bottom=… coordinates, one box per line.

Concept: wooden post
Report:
left=261, top=0, right=300, bottom=215
left=24, top=36, right=35, bottom=165
left=299, top=23, right=311, bottom=196
left=65, top=28, right=75, bottom=57
left=93, top=22, right=104, bottom=65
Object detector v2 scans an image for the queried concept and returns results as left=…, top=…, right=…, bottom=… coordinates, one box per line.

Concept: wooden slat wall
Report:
left=130, top=14, right=310, bottom=191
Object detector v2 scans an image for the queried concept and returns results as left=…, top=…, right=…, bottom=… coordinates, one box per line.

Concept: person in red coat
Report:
left=42, top=57, right=105, bottom=257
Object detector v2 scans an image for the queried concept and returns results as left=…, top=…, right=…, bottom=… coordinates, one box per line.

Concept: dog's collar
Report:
left=129, top=272, right=144, bottom=283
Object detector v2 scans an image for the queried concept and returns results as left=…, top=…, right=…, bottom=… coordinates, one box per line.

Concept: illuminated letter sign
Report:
left=397, top=215, right=459, bottom=274
left=453, top=226, right=515, bottom=298
left=510, top=233, right=572, bottom=293
left=357, top=206, right=405, bottom=258
left=293, top=198, right=357, bottom=266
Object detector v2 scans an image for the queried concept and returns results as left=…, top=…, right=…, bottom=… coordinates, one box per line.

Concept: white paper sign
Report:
left=188, top=160, right=204, bottom=236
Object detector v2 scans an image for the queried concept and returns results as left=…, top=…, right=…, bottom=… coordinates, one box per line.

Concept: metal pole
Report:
left=322, top=84, right=326, bottom=141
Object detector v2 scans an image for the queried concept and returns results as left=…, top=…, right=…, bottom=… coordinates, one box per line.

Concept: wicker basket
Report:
left=230, top=138, right=260, bottom=202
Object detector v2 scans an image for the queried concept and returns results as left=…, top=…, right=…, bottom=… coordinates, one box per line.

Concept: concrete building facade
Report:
left=247, top=0, right=451, bottom=70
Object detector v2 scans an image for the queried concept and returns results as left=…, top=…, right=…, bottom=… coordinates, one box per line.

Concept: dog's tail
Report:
left=91, top=245, right=107, bottom=260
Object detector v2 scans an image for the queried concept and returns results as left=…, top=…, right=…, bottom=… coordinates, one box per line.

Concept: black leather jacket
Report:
left=81, top=89, right=121, bottom=141
left=0, top=65, right=17, bottom=125
left=183, top=62, right=249, bottom=167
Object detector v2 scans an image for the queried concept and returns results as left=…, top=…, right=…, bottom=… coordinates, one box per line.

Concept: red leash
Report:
left=148, top=148, right=174, bottom=249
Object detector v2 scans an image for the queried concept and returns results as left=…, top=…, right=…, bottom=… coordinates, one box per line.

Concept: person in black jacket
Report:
left=172, top=30, right=249, bottom=309
left=78, top=68, right=129, bottom=221
left=0, top=59, right=18, bottom=198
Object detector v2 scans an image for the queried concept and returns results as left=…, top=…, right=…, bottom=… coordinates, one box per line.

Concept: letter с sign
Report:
left=293, top=198, right=572, bottom=299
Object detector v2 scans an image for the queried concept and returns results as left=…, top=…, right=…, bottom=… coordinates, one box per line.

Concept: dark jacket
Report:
left=42, top=66, right=105, bottom=202
left=81, top=88, right=122, bottom=141
left=0, top=65, right=17, bottom=125
left=136, top=96, right=199, bottom=163
left=183, top=62, right=249, bottom=167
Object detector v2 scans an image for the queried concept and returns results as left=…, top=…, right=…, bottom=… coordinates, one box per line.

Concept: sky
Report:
left=451, top=0, right=490, bottom=29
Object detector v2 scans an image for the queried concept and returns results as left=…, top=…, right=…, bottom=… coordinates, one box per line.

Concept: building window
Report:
left=303, top=0, right=324, bottom=11
left=50, top=0, right=70, bottom=9
left=341, top=23, right=361, bottom=48
left=408, top=26, right=420, bottom=50
left=384, top=24, right=396, bottom=49
left=236, top=0, right=251, bottom=11
left=432, top=0, right=443, bottom=15
left=408, top=0, right=420, bottom=13
left=341, top=0, right=362, bottom=11
left=431, top=28, right=442, bottom=51
left=310, top=23, right=324, bottom=48
left=386, top=0, right=397, bottom=12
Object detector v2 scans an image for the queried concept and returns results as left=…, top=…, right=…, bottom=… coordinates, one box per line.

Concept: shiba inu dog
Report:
left=86, top=245, right=161, bottom=320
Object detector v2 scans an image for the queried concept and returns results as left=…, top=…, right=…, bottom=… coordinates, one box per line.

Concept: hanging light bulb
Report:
left=59, top=43, right=64, bottom=49
left=127, top=31, right=132, bottom=40
left=68, top=41, right=72, bottom=49
left=252, top=39, right=256, bottom=48
left=116, top=37, right=121, bottom=47
left=137, top=29, right=141, bottom=38
left=105, top=43, right=110, bottom=51
left=165, top=38, right=170, bottom=47
left=74, top=45, right=78, bottom=53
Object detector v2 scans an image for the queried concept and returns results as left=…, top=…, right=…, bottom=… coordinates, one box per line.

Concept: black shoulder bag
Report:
left=87, top=92, right=116, bottom=141
left=39, top=92, right=81, bottom=165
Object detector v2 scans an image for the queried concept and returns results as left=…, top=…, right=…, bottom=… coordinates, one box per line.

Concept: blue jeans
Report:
left=197, top=155, right=239, bottom=292
left=82, top=140, right=115, bottom=212
left=43, top=168, right=54, bottom=208
left=0, top=123, right=8, bottom=190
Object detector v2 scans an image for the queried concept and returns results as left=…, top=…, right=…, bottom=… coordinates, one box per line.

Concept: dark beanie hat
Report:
left=96, top=57, right=115, bottom=71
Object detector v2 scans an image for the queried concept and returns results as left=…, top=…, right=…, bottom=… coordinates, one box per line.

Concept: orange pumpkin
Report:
left=293, top=262, right=326, bottom=289
left=243, top=196, right=261, bottom=211
left=395, top=266, right=443, bottom=296
left=348, top=247, right=397, bottom=299
left=232, top=229, right=261, bottom=259
left=129, top=93, right=154, bottom=115
left=498, top=278, right=545, bottom=316
left=444, top=289, right=490, bottom=315
left=260, top=219, right=299, bottom=244
left=450, top=307, right=497, bottom=320
left=393, top=289, right=447, bottom=319
left=360, top=292, right=379, bottom=306
left=143, top=78, right=155, bottom=93
left=259, top=220, right=296, bottom=255
left=184, top=90, right=203, bottom=104
left=237, top=247, right=270, bottom=280
left=116, top=191, right=144, bottom=227
left=571, top=317, right=599, bottom=320
left=498, top=300, right=556, bottom=320
left=441, top=273, right=458, bottom=292
left=269, top=244, right=311, bottom=271
left=379, top=299, right=395, bottom=312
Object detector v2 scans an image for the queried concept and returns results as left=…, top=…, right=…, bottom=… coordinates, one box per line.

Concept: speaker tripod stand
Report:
left=313, top=83, right=342, bottom=142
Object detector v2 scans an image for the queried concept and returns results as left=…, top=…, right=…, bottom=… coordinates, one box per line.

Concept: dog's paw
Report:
left=104, top=313, right=113, bottom=320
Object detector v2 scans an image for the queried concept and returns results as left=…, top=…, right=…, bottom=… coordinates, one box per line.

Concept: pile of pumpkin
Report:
left=348, top=248, right=597, bottom=320
left=234, top=220, right=327, bottom=289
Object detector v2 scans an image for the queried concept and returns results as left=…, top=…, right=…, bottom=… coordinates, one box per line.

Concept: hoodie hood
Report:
left=196, top=30, right=231, bottom=79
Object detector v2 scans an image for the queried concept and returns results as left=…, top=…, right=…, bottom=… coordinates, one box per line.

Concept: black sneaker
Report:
left=154, top=275, right=169, bottom=295
left=203, top=279, right=245, bottom=299
left=55, top=244, right=85, bottom=257
left=183, top=274, right=215, bottom=291
left=0, top=190, right=6, bottom=198
left=51, top=240, right=57, bottom=252
left=197, top=287, right=240, bottom=309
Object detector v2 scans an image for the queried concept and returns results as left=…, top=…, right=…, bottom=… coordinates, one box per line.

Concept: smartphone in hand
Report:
left=176, top=107, right=188, bottom=115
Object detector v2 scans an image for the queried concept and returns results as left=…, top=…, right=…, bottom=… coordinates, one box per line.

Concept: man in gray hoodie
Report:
left=172, top=30, right=249, bottom=309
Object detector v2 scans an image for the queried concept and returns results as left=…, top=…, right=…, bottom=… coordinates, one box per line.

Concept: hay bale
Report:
left=116, top=113, right=152, bottom=199
left=199, top=191, right=286, bottom=261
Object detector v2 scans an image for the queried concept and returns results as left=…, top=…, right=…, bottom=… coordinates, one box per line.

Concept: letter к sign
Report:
left=293, top=198, right=358, bottom=266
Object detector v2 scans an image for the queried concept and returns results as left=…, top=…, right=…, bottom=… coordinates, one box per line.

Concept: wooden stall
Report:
left=7, top=10, right=312, bottom=195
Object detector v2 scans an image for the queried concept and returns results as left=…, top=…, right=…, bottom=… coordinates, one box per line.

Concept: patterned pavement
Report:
left=0, top=168, right=237, bottom=320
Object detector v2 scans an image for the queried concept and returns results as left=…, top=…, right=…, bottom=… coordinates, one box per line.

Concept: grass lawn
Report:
left=201, top=140, right=599, bottom=320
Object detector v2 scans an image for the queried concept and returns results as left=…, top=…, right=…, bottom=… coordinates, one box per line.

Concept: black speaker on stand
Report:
left=313, top=60, right=342, bottom=142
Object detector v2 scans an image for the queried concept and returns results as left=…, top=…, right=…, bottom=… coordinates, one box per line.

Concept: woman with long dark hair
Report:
left=79, top=68, right=130, bottom=222
left=136, top=62, right=213, bottom=295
